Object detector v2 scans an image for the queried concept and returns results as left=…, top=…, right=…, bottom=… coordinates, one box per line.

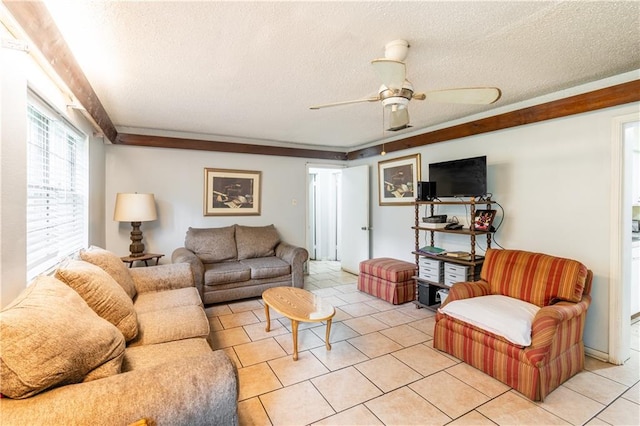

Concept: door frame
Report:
left=609, top=112, right=639, bottom=364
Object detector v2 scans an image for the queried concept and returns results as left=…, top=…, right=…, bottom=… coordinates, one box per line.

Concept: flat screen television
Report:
left=428, top=156, right=487, bottom=198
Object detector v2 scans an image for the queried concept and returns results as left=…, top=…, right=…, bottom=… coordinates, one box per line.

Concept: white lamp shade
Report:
left=113, top=193, right=158, bottom=222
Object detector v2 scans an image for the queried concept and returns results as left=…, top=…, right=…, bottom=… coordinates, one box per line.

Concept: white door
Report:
left=341, top=165, right=370, bottom=274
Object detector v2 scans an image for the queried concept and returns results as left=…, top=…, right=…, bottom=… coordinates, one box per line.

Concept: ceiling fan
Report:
left=310, top=40, right=501, bottom=131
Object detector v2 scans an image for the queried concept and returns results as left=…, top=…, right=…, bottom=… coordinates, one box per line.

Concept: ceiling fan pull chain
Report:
left=381, top=104, right=386, bottom=156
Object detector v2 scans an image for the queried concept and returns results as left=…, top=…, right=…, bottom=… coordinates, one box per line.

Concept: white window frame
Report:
left=26, top=91, right=88, bottom=280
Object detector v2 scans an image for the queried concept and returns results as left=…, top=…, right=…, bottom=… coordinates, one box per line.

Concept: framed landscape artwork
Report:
left=204, top=168, right=261, bottom=216
left=378, top=154, right=421, bottom=205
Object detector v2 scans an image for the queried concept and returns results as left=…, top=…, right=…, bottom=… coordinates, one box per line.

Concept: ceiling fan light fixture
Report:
left=381, top=96, right=410, bottom=109
left=379, top=82, right=414, bottom=105
left=384, top=39, right=409, bottom=61
left=388, top=108, right=410, bottom=131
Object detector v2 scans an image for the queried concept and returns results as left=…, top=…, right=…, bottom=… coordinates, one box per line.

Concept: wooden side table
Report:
left=121, top=253, right=164, bottom=268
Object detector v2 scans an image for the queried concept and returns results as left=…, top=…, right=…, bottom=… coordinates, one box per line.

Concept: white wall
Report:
left=0, top=40, right=28, bottom=308
left=350, top=102, right=640, bottom=354
left=104, top=145, right=311, bottom=259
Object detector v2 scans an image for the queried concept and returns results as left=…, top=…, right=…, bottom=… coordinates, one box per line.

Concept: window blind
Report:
left=26, top=96, right=88, bottom=280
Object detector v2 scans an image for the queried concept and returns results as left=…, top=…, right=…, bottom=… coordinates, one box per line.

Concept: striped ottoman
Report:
left=358, top=258, right=416, bottom=304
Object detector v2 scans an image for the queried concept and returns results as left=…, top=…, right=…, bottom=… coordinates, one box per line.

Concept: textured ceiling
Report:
left=42, top=1, right=640, bottom=151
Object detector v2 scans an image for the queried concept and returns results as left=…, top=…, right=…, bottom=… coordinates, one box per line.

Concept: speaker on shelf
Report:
left=417, top=181, right=436, bottom=201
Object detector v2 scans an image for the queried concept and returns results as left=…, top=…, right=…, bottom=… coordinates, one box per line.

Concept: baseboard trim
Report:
left=585, top=346, right=614, bottom=364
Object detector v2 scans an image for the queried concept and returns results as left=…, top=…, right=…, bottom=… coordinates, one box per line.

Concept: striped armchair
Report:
left=434, top=249, right=592, bottom=401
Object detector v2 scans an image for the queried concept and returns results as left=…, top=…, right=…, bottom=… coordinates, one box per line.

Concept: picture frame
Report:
left=204, top=168, right=261, bottom=216
left=472, top=209, right=496, bottom=231
left=378, top=154, right=421, bottom=205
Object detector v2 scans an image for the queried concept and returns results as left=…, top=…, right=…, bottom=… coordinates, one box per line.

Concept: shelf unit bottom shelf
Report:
left=413, top=299, right=440, bottom=311
left=415, top=282, right=447, bottom=311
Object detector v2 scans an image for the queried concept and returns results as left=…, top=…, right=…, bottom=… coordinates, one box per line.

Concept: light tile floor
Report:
left=206, top=261, right=640, bottom=426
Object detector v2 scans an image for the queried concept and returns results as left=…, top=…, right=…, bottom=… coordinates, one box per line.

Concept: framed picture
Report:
left=204, top=168, right=261, bottom=216
left=378, top=154, right=421, bottom=205
left=473, top=209, right=496, bottom=231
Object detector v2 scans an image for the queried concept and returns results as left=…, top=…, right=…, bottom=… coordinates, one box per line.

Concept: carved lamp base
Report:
left=128, top=221, right=146, bottom=257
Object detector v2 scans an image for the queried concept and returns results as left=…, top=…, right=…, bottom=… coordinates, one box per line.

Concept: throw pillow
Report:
left=236, top=224, right=280, bottom=260
left=185, top=226, right=237, bottom=263
left=0, top=276, right=125, bottom=399
left=55, top=259, right=138, bottom=341
left=80, top=245, right=137, bottom=299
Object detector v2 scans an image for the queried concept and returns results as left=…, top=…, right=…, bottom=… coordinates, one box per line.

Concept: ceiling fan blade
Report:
left=371, top=59, right=406, bottom=90
left=388, top=108, right=410, bottom=131
left=425, top=87, right=501, bottom=104
left=309, top=96, right=379, bottom=110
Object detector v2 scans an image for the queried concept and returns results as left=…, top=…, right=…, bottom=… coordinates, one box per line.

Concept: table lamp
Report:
left=113, top=193, right=158, bottom=257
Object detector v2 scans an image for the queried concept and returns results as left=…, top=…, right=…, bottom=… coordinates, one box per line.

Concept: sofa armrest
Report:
left=172, top=248, right=205, bottom=299
left=129, top=263, right=194, bottom=294
left=275, top=242, right=309, bottom=288
left=525, top=295, right=592, bottom=365
left=435, top=280, right=490, bottom=320
left=445, top=280, right=491, bottom=303
left=0, top=351, right=238, bottom=425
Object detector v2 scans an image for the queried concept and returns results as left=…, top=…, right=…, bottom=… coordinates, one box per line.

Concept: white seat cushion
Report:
left=438, top=294, right=540, bottom=346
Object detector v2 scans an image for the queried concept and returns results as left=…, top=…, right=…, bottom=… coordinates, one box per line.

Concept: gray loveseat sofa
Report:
left=0, top=246, right=238, bottom=425
left=172, top=224, right=308, bottom=305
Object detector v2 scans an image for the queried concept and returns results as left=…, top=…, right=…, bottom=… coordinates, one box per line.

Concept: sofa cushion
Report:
left=129, top=263, right=195, bottom=293
left=55, top=259, right=138, bottom=341
left=80, top=245, right=137, bottom=299
left=127, top=305, right=210, bottom=347
left=236, top=224, right=280, bottom=260
left=185, top=226, right=237, bottom=263
left=83, top=355, right=125, bottom=383
left=204, top=262, right=251, bottom=286
left=240, top=257, right=291, bottom=279
left=123, top=338, right=212, bottom=372
left=134, top=287, right=203, bottom=314
left=481, top=249, right=588, bottom=306
left=0, top=276, right=125, bottom=399
left=439, top=294, right=540, bottom=347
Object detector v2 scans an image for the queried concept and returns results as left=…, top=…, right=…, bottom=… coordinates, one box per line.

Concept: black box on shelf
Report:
left=417, top=181, right=436, bottom=201
left=418, top=283, right=438, bottom=306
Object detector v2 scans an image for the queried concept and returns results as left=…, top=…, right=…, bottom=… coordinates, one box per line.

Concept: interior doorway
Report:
left=627, top=121, right=639, bottom=321
left=610, top=113, right=639, bottom=365
left=306, top=166, right=343, bottom=262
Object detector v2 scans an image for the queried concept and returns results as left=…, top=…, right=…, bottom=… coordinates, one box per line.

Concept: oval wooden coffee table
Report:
left=262, top=287, right=335, bottom=361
